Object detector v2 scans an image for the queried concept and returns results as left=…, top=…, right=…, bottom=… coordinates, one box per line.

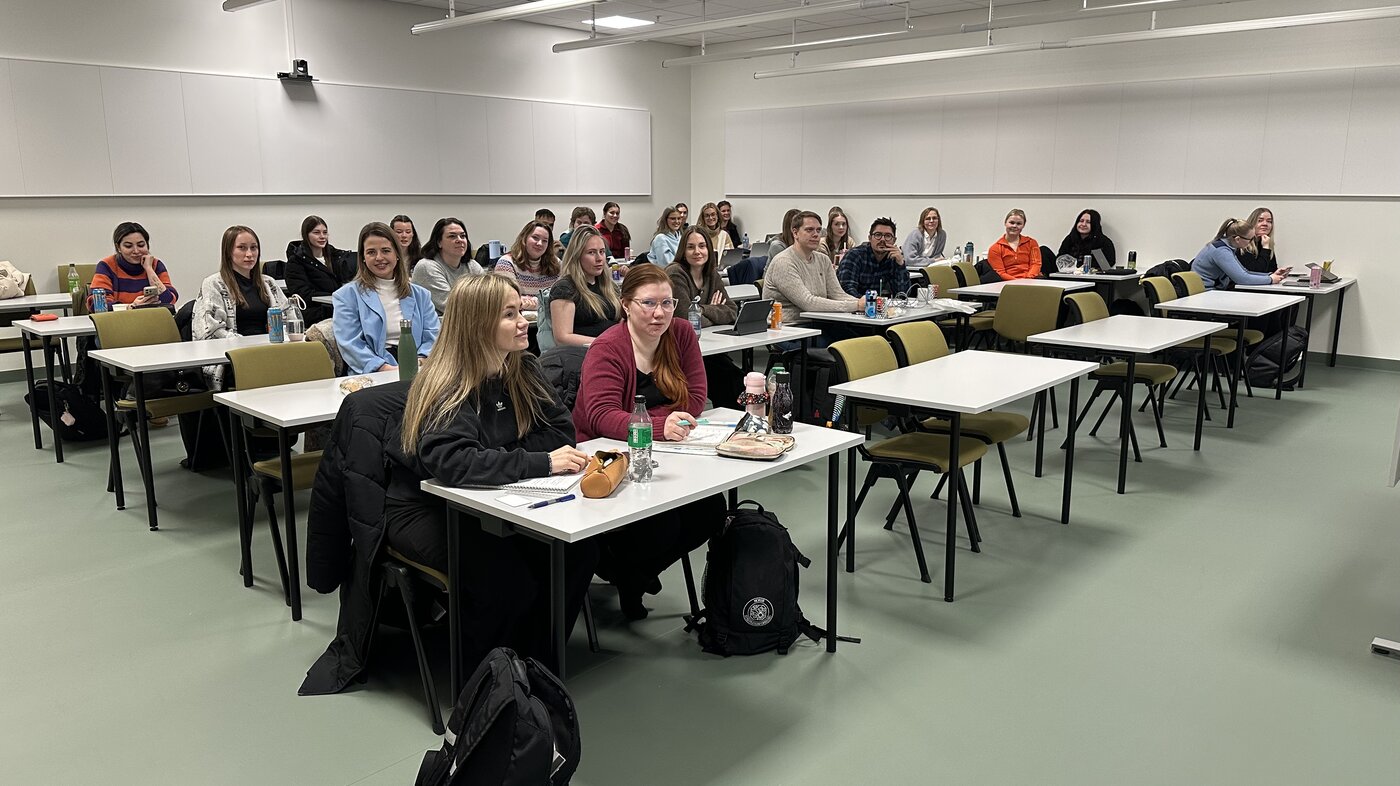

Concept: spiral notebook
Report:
left=468, top=471, right=582, bottom=495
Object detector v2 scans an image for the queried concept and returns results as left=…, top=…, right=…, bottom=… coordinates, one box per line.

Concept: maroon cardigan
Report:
left=573, top=319, right=707, bottom=442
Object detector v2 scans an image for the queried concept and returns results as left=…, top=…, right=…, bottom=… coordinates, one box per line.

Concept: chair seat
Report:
left=0, top=337, right=25, bottom=353
left=1213, top=327, right=1264, bottom=346
left=1092, top=362, right=1178, bottom=385
left=1175, top=336, right=1237, bottom=355
left=967, top=312, right=995, bottom=331
left=867, top=432, right=988, bottom=470
left=919, top=411, right=1030, bottom=443
left=116, top=391, right=217, bottom=418
left=385, top=546, right=449, bottom=590
left=252, top=450, right=324, bottom=490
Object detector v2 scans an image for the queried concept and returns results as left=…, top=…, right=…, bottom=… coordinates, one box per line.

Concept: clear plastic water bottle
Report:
left=965, top=241, right=974, bottom=261
left=67, top=264, right=80, bottom=295
left=767, top=364, right=784, bottom=402
left=267, top=306, right=284, bottom=343
left=627, top=395, right=652, bottom=483
left=742, top=232, right=750, bottom=250
left=689, top=295, right=703, bottom=333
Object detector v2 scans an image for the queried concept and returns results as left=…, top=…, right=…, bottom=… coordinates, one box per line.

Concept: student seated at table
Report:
left=696, top=202, right=735, bottom=255
left=558, top=206, right=596, bottom=251
left=286, top=215, right=356, bottom=324
left=385, top=273, right=598, bottom=671
left=494, top=220, right=560, bottom=311
left=767, top=208, right=800, bottom=257
left=820, top=206, right=856, bottom=264
left=1057, top=208, right=1117, bottom=268
left=549, top=227, right=620, bottom=347
left=902, top=207, right=948, bottom=267
left=192, top=226, right=290, bottom=387
left=90, top=221, right=178, bottom=310
left=332, top=222, right=439, bottom=374
left=573, top=265, right=723, bottom=620
left=665, top=226, right=743, bottom=406
left=390, top=215, right=422, bottom=273
left=595, top=202, right=631, bottom=260
left=1238, top=206, right=1280, bottom=274
left=988, top=208, right=1042, bottom=280
left=412, top=217, right=482, bottom=313
left=717, top=200, right=742, bottom=248
left=763, top=211, right=864, bottom=346
left=1191, top=217, right=1288, bottom=291
left=837, top=217, right=910, bottom=298
left=648, top=206, right=684, bottom=265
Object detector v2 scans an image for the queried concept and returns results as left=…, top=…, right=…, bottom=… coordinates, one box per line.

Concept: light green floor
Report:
left=3, top=364, right=1400, bottom=785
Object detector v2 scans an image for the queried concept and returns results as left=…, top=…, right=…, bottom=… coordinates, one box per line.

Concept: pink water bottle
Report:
left=742, top=372, right=767, bottom=421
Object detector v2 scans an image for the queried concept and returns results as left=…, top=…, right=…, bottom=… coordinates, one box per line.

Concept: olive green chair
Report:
left=924, top=264, right=988, bottom=350
left=1142, top=276, right=1236, bottom=410
left=992, top=283, right=1066, bottom=438
left=950, top=261, right=996, bottom=346
left=829, top=336, right=989, bottom=583
left=1171, top=270, right=1265, bottom=348
left=887, top=321, right=1029, bottom=517
left=1063, top=293, right=1179, bottom=455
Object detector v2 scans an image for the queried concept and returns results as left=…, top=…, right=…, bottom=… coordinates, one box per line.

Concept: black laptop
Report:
left=714, top=298, right=774, bottom=336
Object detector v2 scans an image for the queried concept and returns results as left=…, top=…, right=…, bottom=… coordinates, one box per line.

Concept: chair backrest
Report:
left=226, top=342, right=334, bottom=391
left=724, top=283, right=759, bottom=302
left=1064, top=292, right=1109, bottom=325
left=923, top=265, right=960, bottom=297
left=304, top=317, right=345, bottom=376
left=1171, top=270, right=1206, bottom=297
left=829, top=336, right=900, bottom=428
left=535, top=287, right=556, bottom=353
left=992, top=284, right=1064, bottom=343
left=952, top=261, right=979, bottom=288
left=1141, top=276, right=1177, bottom=312
left=633, top=251, right=650, bottom=266
left=887, top=322, right=950, bottom=366
left=90, top=307, right=182, bottom=349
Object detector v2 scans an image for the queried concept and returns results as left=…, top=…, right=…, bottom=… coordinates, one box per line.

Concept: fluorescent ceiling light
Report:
left=221, top=0, right=277, bottom=10
left=554, top=0, right=892, bottom=52
left=1065, top=4, right=1400, bottom=46
left=753, top=41, right=1053, bottom=79
left=663, top=27, right=910, bottom=68
left=413, top=0, right=606, bottom=35
left=588, top=15, right=653, bottom=30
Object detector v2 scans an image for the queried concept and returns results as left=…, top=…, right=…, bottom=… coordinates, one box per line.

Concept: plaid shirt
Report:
left=836, top=242, right=909, bottom=297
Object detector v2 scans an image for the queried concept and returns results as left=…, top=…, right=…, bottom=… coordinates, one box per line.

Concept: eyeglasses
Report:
left=444, top=232, right=467, bottom=241
left=870, top=232, right=896, bottom=241
left=633, top=298, right=678, bottom=312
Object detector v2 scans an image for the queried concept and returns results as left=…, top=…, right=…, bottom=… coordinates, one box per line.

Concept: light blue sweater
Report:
left=1191, top=238, right=1273, bottom=290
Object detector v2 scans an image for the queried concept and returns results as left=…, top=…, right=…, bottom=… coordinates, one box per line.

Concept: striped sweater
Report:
left=89, top=253, right=178, bottom=308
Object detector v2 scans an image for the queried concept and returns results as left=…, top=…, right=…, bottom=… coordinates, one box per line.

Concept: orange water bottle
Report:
left=769, top=302, right=782, bottom=330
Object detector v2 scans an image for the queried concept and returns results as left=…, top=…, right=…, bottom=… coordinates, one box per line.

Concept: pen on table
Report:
left=527, top=494, right=576, bottom=509
left=679, top=418, right=737, bottom=427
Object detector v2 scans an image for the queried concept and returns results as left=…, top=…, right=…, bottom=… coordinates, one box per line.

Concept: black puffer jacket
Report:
left=285, top=240, right=357, bottom=324
left=299, top=380, right=410, bottom=696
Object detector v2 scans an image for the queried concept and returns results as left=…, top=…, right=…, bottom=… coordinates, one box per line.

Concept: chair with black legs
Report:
left=1142, top=276, right=1236, bottom=410
left=829, top=336, right=988, bottom=583
left=990, top=284, right=1065, bottom=442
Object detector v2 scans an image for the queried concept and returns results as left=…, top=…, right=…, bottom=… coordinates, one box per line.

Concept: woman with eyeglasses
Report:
left=987, top=208, right=1042, bottom=280
left=902, top=207, right=948, bottom=267
left=697, top=202, right=735, bottom=255
left=1192, top=217, right=1288, bottom=291
left=573, top=264, right=722, bottom=620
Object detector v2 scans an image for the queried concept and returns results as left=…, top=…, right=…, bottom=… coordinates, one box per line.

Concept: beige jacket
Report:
left=760, top=245, right=858, bottom=325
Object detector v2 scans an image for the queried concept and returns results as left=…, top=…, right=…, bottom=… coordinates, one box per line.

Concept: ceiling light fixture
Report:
left=413, top=0, right=607, bottom=35
left=553, top=0, right=894, bottom=52
left=1063, top=4, right=1400, bottom=46
left=221, top=0, right=278, bottom=9
left=663, top=26, right=911, bottom=68
left=588, top=15, right=653, bottom=30
left=753, top=41, right=1055, bottom=79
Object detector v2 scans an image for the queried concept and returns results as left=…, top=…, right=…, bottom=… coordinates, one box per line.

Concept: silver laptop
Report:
left=717, top=248, right=745, bottom=270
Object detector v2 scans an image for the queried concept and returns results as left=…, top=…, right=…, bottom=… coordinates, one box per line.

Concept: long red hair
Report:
left=621, top=264, right=687, bottom=407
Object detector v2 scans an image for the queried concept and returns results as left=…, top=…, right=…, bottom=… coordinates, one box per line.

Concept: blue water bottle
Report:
left=267, top=306, right=285, bottom=343
left=865, top=289, right=877, bottom=319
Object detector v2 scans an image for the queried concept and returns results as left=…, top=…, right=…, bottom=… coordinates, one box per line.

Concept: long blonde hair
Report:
left=1246, top=206, right=1275, bottom=254
left=558, top=226, right=620, bottom=319
left=400, top=274, right=553, bottom=453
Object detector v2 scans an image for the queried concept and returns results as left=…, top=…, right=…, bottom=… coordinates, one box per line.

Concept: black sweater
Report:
left=1057, top=232, right=1117, bottom=268
left=285, top=240, right=357, bottom=324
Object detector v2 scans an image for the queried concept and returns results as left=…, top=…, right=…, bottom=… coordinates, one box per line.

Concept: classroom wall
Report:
left=0, top=0, right=690, bottom=370
left=688, top=0, right=1400, bottom=361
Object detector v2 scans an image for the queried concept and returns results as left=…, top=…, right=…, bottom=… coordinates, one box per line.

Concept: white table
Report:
left=1235, top=275, right=1356, bottom=386
left=800, top=301, right=973, bottom=327
left=950, top=279, right=1095, bottom=298
left=0, top=292, right=74, bottom=315
left=1050, top=270, right=1147, bottom=313
left=829, top=351, right=1096, bottom=602
left=14, top=315, right=97, bottom=461
left=89, top=334, right=272, bottom=530
left=421, top=407, right=864, bottom=687
left=1030, top=315, right=1226, bottom=493
left=215, top=370, right=399, bottom=620
left=1155, top=290, right=1305, bottom=426
left=1048, top=271, right=1144, bottom=282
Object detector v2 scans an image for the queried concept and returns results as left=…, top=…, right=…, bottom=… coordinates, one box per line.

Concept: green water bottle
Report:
left=397, top=318, right=418, bottom=381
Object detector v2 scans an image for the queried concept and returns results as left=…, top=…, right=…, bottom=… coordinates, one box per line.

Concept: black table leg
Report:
left=100, top=365, right=124, bottom=509
left=826, top=451, right=838, bottom=653
left=21, top=330, right=42, bottom=450
left=1275, top=307, right=1290, bottom=401
left=796, top=337, right=810, bottom=423
left=1034, top=392, right=1046, bottom=478
left=550, top=539, right=567, bottom=678
left=1297, top=296, right=1315, bottom=389
left=132, top=372, right=158, bottom=530
left=229, top=409, right=253, bottom=588
left=741, top=347, right=753, bottom=373
left=446, top=506, right=463, bottom=697
left=1117, top=356, right=1136, bottom=495
left=1061, top=377, right=1079, bottom=524
left=845, top=446, right=856, bottom=574
left=1194, top=341, right=1209, bottom=451
left=42, top=336, right=64, bottom=463
left=279, top=428, right=302, bottom=621
left=944, top=413, right=961, bottom=603
left=1226, top=321, right=1244, bottom=429
left=1329, top=289, right=1347, bottom=367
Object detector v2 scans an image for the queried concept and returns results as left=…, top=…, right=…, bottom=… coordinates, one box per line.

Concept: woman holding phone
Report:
left=89, top=221, right=178, bottom=310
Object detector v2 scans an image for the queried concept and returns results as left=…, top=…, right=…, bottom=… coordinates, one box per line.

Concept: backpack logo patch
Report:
left=742, top=597, right=774, bottom=627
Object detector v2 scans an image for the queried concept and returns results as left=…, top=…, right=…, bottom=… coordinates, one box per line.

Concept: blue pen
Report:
left=527, top=493, right=576, bottom=509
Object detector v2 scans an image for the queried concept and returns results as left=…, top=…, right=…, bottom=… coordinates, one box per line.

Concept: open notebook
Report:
left=491, top=472, right=583, bottom=495
left=651, top=425, right=734, bottom=455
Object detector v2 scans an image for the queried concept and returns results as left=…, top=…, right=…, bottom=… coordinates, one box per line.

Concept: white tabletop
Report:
left=15, top=315, right=97, bottom=338
left=89, top=334, right=273, bottom=374
left=312, top=295, right=333, bottom=306
left=950, top=279, right=1095, bottom=297
left=800, top=301, right=972, bottom=326
left=1029, top=314, right=1227, bottom=354
left=420, top=407, right=864, bottom=543
left=0, top=293, right=73, bottom=312
left=698, top=324, right=821, bottom=355
left=1157, top=290, right=1305, bottom=318
left=214, top=371, right=399, bottom=428
left=1049, top=271, right=1144, bottom=282
left=1235, top=276, right=1355, bottom=296
left=828, top=350, right=1097, bottom=414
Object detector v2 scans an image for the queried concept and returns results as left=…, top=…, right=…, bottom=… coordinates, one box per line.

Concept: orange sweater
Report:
left=988, top=235, right=1042, bottom=280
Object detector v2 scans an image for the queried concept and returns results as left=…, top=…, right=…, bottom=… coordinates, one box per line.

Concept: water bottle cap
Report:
left=775, top=372, right=790, bottom=384
left=634, top=394, right=646, bottom=403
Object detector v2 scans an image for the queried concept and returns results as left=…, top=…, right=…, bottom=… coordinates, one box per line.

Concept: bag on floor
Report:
left=687, top=500, right=824, bottom=656
left=415, top=647, right=580, bottom=786
left=1246, top=326, right=1308, bottom=389
left=25, top=381, right=108, bottom=442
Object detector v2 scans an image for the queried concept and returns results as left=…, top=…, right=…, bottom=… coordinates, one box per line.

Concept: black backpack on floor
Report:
left=25, top=381, right=108, bottom=442
left=416, top=648, right=580, bottom=786
left=1246, top=326, right=1308, bottom=389
left=688, top=500, right=824, bottom=656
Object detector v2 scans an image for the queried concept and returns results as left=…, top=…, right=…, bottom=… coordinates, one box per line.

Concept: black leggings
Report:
left=595, top=493, right=725, bottom=592
left=384, top=498, right=599, bottom=674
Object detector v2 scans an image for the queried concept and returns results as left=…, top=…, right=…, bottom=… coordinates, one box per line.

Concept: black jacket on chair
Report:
left=285, top=240, right=357, bottom=325
left=299, top=380, right=411, bottom=696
